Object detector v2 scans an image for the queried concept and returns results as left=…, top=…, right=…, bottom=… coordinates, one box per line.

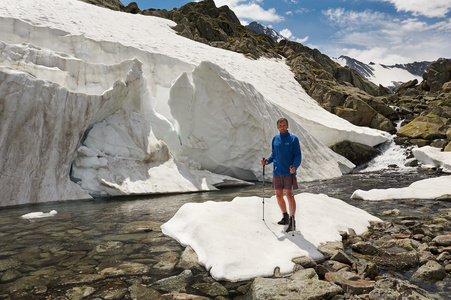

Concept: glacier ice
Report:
left=0, top=0, right=391, bottom=207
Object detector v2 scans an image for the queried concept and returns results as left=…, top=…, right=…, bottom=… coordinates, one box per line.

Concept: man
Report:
left=261, top=118, right=302, bottom=232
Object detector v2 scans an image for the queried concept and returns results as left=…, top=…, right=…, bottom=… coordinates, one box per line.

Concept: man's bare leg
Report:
left=275, top=189, right=289, bottom=225
left=275, top=189, right=287, bottom=213
left=285, top=189, right=296, bottom=216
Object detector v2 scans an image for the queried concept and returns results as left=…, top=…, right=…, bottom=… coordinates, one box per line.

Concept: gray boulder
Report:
left=369, top=278, right=436, bottom=300
left=411, top=260, right=446, bottom=282
left=246, top=274, right=342, bottom=300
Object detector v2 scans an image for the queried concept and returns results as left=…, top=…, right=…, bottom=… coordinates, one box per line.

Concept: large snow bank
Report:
left=169, top=61, right=355, bottom=181
left=352, top=148, right=451, bottom=200
left=0, top=0, right=390, bottom=206
left=161, top=193, right=381, bottom=281
left=413, top=146, right=451, bottom=173
left=351, top=175, right=451, bottom=201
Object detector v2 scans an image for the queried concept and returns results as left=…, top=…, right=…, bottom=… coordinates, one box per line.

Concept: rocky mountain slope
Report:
left=393, top=59, right=451, bottom=149
left=336, top=56, right=430, bottom=92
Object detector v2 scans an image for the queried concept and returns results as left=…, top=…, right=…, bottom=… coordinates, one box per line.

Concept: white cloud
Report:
left=279, top=28, right=309, bottom=44
left=296, top=36, right=309, bottom=44
left=321, top=6, right=451, bottom=64
left=380, top=0, right=451, bottom=18
left=214, top=0, right=284, bottom=22
left=295, top=8, right=312, bottom=14
left=280, top=28, right=309, bottom=44
left=280, top=28, right=293, bottom=39
left=322, top=8, right=387, bottom=29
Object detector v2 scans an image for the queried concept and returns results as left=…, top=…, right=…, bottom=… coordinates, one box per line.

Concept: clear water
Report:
left=0, top=169, right=449, bottom=298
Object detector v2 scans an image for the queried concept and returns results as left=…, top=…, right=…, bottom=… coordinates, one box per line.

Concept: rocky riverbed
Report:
left=0, top=170, right=449, bottom=299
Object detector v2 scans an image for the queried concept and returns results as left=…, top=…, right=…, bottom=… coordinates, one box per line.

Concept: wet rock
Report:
left=4, top=276, right=47, bottom=294
left=380, top=238, right=417, bottom=251
left=432, top=234, right=451, bottom=246
left=418, top=250, right=436, bottom=265
left=65, top=286, right=96, bottom=300
left=351, top=242, right=380, bottom=256
left=292, top=255, right=317, bottom=269
left=123, top=220, right=163, bottom=233
left=314, top=264, right=329, bottom=280
left=381, top=209, right=400, bottom=216
left=0, top=258, right=22, bottom=272
left=273, top=266, right=284, bottom=277
left=98, top=261, right=150, bottom=277
left=359, top=262, right=380, bottom=280
left=153, top=252, right=179, bottom=272
left=324, top=260, right=351, bottom=272
left=148, top=243, right=183, bottom=253
left=373, top=248, right=419, bottom=271
left=340, top=278, right=374, bottom=295
left=330, top=140, right=380, bottom=166
left=437, top=251, right=451, bottom=263
left=445, top=264, right=451, bottom=273
left=246, top=276, right=342, bottom=300
left=1, top=269, right=22, bottom=282
left=51, top=273, right=105, bottom=286
left=369, top=277, right=434, bottom=300
left=411, top=260, right=446, bottom=282
left=158, top=293, right=210, bottom=300
left=291, top=268, right=318, bottom=281
left=92, top=241, right=124, bottom=256
left=330, top=250, right=354, bottom=265
left=324, top=271, right=360, bottom=284
left=128, top=282, right=161, bottom=300
left=192, top=282, right=228, bottom=297
left=317, top=241, right=344, bottom=258
left=95, top=284, right=128, bottom=300
left=176, top=246, right=202, bottom=270
left=352, top=239, right=419, bottom=271
left=152, top=270, right=193, bottom=293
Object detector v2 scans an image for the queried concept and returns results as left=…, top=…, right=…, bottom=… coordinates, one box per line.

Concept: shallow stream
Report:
left=0, top=167, right=449, bottom=298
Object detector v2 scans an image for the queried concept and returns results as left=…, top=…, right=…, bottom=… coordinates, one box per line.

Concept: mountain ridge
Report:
left=245, top=21, right=286, bottom=43
left=335, top=55, right=431, bottom=92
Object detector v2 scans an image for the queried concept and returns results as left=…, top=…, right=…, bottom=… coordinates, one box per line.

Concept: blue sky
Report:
left=121, top=0, right=451, bottom=65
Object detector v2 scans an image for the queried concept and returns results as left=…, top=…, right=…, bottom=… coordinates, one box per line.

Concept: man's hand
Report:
left=290, top=165, right=296, bottom=174
left=261, top=158, right=267, bottom=165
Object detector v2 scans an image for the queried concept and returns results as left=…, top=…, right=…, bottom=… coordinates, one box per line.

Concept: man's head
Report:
left=277, top=118, right=289, bottom=134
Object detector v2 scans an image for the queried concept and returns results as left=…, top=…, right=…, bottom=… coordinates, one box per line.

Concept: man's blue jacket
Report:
left=267, top=131, right=302, bottom=175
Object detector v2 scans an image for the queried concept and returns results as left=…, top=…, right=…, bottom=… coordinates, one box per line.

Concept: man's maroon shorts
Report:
left=272, top=175, right=298, bottom=190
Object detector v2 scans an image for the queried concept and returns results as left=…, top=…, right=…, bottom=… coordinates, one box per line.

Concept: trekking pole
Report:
left=262, top=158, right=265, bottom=221
left=291, top=166, right=295, bottom=236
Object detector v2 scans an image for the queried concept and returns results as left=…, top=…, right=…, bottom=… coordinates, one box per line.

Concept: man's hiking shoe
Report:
left=286, top=216, right=296, bottom=232
left=277, top=213, right=289, bottom=225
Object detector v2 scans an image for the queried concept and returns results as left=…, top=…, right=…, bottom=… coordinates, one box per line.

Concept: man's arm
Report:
left=292, top=136, right=302, bottom=169
left=266, top=136, right=276, bottom=164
